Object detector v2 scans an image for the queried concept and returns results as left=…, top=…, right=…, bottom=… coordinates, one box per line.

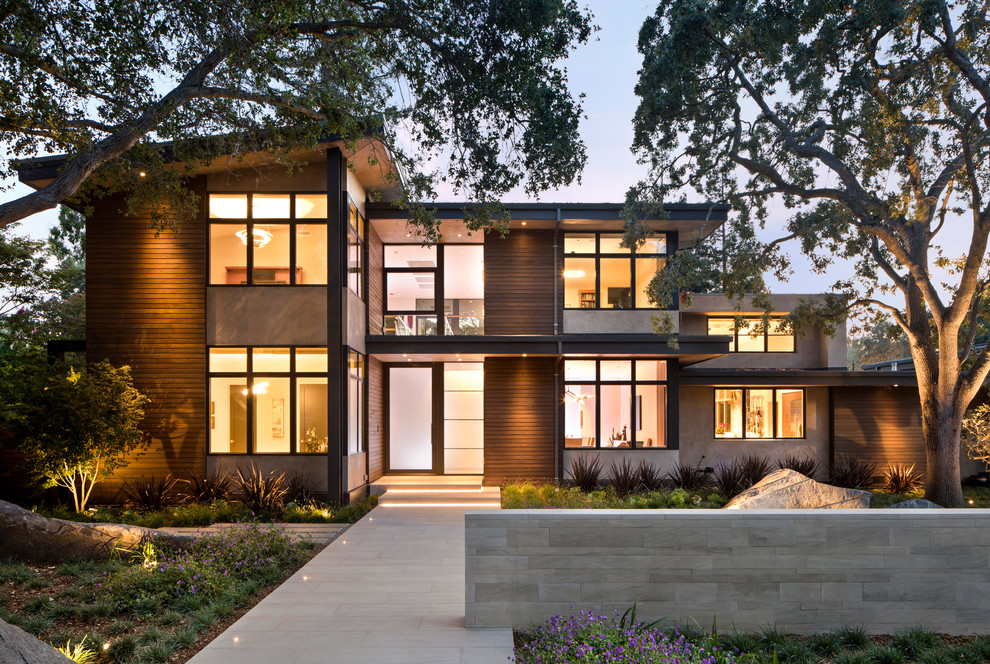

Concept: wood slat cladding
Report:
left=368, top=225, right=384, bottom=335
left=484, top=230, right=557, bottom=335
left=368, top=356, right=385, bottom=481
left=831, top=387, right=926, bottom=471
left=86, top=180, right=207, bottom=499
left=484, top=357, right=556, bottom=484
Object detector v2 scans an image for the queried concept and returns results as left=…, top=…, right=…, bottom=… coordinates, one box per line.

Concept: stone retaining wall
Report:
left=464, top=509, right=990, bottom=634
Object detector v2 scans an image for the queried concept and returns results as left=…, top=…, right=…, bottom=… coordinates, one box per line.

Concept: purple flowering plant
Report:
left=514, top=609, right=752, bottom=664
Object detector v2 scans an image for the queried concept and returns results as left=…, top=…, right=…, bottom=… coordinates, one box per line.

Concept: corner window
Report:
left=707, top=317, right=796, bottom=353
left=208, top=347, right=329, bottom=454
left=563, top=359, right=668, bottom=449
left=714, top=388, right=804, bottom=439
left=208, top=193, right=328, bottom=285
left=563, top=232, right=669, bottom=309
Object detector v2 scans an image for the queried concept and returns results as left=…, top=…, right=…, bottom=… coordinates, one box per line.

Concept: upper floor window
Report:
left=563, top=232, right=669, bottom=309
left=714, top=388, right=804, bottom=439
left=383, top=243, right=484, bottom=335
left=348, top=202, right=366, bottom=297
left=707, top=317, right=795, bottom=352
left=209, top=193, right=328, bottom=285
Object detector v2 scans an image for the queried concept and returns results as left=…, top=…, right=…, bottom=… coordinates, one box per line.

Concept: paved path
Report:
left=161, top=522, right=348, bottom=546
left=186, top=506, right=514, bottom=664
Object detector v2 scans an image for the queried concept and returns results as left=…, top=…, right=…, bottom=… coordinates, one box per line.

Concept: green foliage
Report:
left=881, top=464, right=925, bottom=495
left=568, top=454, right=604, bottom=492
left=120, top=474, right=184, bottom=510
left=501, top=482, right=727, bottom=509
left=962, top=403, right=990, bottom=472
left=55, top=640, right=98, bottom=664
left=835, top=626, right=871, bottom=651
left=848, top=321, right=911, bottom=370
left=0, top=0, right=592, bottom=235
left=890, top=626, right=941, bottom=658
left=0, top=359, right=148, bottom=510
left=829, top=456, right=879, bottom=490
left=235, top=464, right=289, bottom=514
left=627, top=0, right=990, bottom=506
left=0, top=560, right=34, bottom=584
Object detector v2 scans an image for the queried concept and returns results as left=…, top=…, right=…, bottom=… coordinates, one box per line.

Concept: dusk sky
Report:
left=3, top=0, right=953, bottom=299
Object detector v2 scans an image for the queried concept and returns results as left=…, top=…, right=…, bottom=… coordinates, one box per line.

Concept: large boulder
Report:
left=0, top=500, right=192, bottom=563
left=0, top=618, right=72, bottom=664
left=724, top=469, right=871, bottom=509
left=890, top=498, right=943, bottom=508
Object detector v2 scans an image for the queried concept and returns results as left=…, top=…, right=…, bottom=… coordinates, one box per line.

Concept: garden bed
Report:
left=0, top=523, right=324, bottom=663
left=514, top=611, right=990, bottom=664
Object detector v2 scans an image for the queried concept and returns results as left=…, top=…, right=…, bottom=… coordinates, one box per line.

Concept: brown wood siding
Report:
left=368, top=225, right=384, bottom=335
left=484, top=357, right=556, bottom=484
left=86, top=180, right=207, bottom=499
left=832, top=386, right=926, bottom=472
left=368, top=356, right=385, bottom=481
left=484, top=230, right=556, bottom=335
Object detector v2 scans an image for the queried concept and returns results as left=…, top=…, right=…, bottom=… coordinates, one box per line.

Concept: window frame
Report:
left=563, top=358, right=670, bottom=450
left=347, top=349, right=366, bottom=454
left=706, top=316, right=797, bottom=353
left=208, top=192, right=329, bottom=287
left=347, top=198, right=366, bottom=298
left=382, top=242, right=485, bottom=335
left=712, top=387, right=806, bottom=440
left=207, top=345, right=331, bottom=455
left=562, top=232, right=674, bottom=310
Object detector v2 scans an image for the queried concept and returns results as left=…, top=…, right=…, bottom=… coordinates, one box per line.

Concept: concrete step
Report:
left=369, top=475, right=485, bottom=496
left=377, top=486, right=502, bottom=507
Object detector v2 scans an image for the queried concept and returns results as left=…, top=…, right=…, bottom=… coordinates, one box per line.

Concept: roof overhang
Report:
left=366, top=202, right=730, bottom=249
left=678, top=369, right=919, bottom=387
left=365, top=334, right=729, bottom=365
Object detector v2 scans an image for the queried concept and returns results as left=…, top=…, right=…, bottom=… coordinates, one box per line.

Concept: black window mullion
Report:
left=436, top=244, right=445, bottom=335
left=289, top=196, right=297, bottom=285
left=246, top=194, right=254, bottom=285
left=742, top=388, right=747, bottom=440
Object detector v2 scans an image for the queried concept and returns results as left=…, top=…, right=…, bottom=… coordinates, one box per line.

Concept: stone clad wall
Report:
left=465, top=509, right=990, bottom=635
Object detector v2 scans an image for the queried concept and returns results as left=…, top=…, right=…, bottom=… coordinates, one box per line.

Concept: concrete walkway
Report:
left=186, top=506, right=514, bottom=664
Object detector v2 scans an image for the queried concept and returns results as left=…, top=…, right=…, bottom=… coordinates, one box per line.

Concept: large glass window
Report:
left=714, top=388, right=805, bottom=439
left=563, top=359, right=669, bottom=449
left=348, top=350, right=365, bottom=455
left=383, top=243, right=484, bottom=335
left=208, top=193, right=328, bottom=285
left=208, top=346, right=331, bottom=454
left=707, top=317, right=796, bottom=353
left=563, top=232, right=669, bottom=309
left=348, top=202, right=366, bottom=297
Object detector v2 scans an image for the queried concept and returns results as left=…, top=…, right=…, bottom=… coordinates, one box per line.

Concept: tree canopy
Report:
left=629, top=0, right=990, bottom=505
left=0, top=0, right=593, bottom=236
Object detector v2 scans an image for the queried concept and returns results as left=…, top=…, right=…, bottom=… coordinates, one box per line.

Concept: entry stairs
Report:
left=370, top=475, right=501, bottom=507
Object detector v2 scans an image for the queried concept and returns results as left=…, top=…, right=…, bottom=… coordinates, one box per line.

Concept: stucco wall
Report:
left=562, top=310, right=675, bottom=334
left=207, top=287, right=329, bottom=346
left=678, top=386, right=829, bottom=474
left=206, top=161, right=328, bottom=192
left=465, top=509, right=990, bottom=634
left=207, top=455, right=328, bottom=493
left=563, top=449, right=681, bottom=478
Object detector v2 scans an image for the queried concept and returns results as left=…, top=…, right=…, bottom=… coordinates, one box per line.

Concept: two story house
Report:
left=15, top=139, right=928, bottom=502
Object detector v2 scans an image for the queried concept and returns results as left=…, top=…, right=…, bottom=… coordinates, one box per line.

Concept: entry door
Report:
left=388, top=366, right=435, bottom=472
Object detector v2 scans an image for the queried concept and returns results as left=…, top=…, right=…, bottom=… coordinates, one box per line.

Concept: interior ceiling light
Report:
left=241, top=381, right=269, bottom=396
left=235, top=228, right=274, bottom=248
left=563, top=270, right=585, bottom=278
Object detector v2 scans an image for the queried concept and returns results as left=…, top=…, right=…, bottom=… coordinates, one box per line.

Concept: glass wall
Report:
left=208, top=193, right=329, bottom=285
left=208, top=347, right=331, bottom=454
left=383, top=243, right=484, bottom=335
left=563, top=232, right=669, bottom=309
left=563, top=359, right=668, bottom=449
left=348, top=202, right=366, bottom=297
left=348, top=351, right=365, bottom=455
left=443, top=363, right=484, bottom=474
left=714, top=388, right=805, bottom=439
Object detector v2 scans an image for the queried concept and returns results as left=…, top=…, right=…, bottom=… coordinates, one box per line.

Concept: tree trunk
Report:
left=921, top=409, right=965, bottom=507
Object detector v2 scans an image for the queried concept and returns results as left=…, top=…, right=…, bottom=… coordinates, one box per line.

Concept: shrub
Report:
left=890, top=626, right=940, bottom=657
left=881, top=463, right=924, bottom=495
left=236, top=464, right=289, bottom=513
left=712, top=460, right=749, bottom=499
left=285, top=471, right=321, bottom=504
left=830, top=456, right=879, bottom=489
left=183, top=471, right=233, bottom=503
left=666, top=463, right=710, bottom=491
left=835, top=625, right=871, bottom=650
left=637, top=461, right=665, bottom=491
left=569, top=454, right=603, bottom=492
left=777, top=454, right=820, bottom=478
left=121, top=474, right=184, bottom=510
left=608, top=459, right=640, bottom=498
left=740, top=455, right=773, bottom=487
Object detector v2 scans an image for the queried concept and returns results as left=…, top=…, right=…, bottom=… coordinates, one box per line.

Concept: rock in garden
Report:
left=889, top=498, right=943, bottom=508
left=0, top=499, right=192, bottom=563
left=724, top=469, right=871, bottom=509
left=0, top=617, right=73, bottom=664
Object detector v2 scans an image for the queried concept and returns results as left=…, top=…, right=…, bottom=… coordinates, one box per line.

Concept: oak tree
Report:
left=630, top=0, right=990, bottom=505
left=0, top=0, right=592, bottom=237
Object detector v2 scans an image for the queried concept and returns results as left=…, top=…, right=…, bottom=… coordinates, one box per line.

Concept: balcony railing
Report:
left=384, top=314, right=485, bottom=336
